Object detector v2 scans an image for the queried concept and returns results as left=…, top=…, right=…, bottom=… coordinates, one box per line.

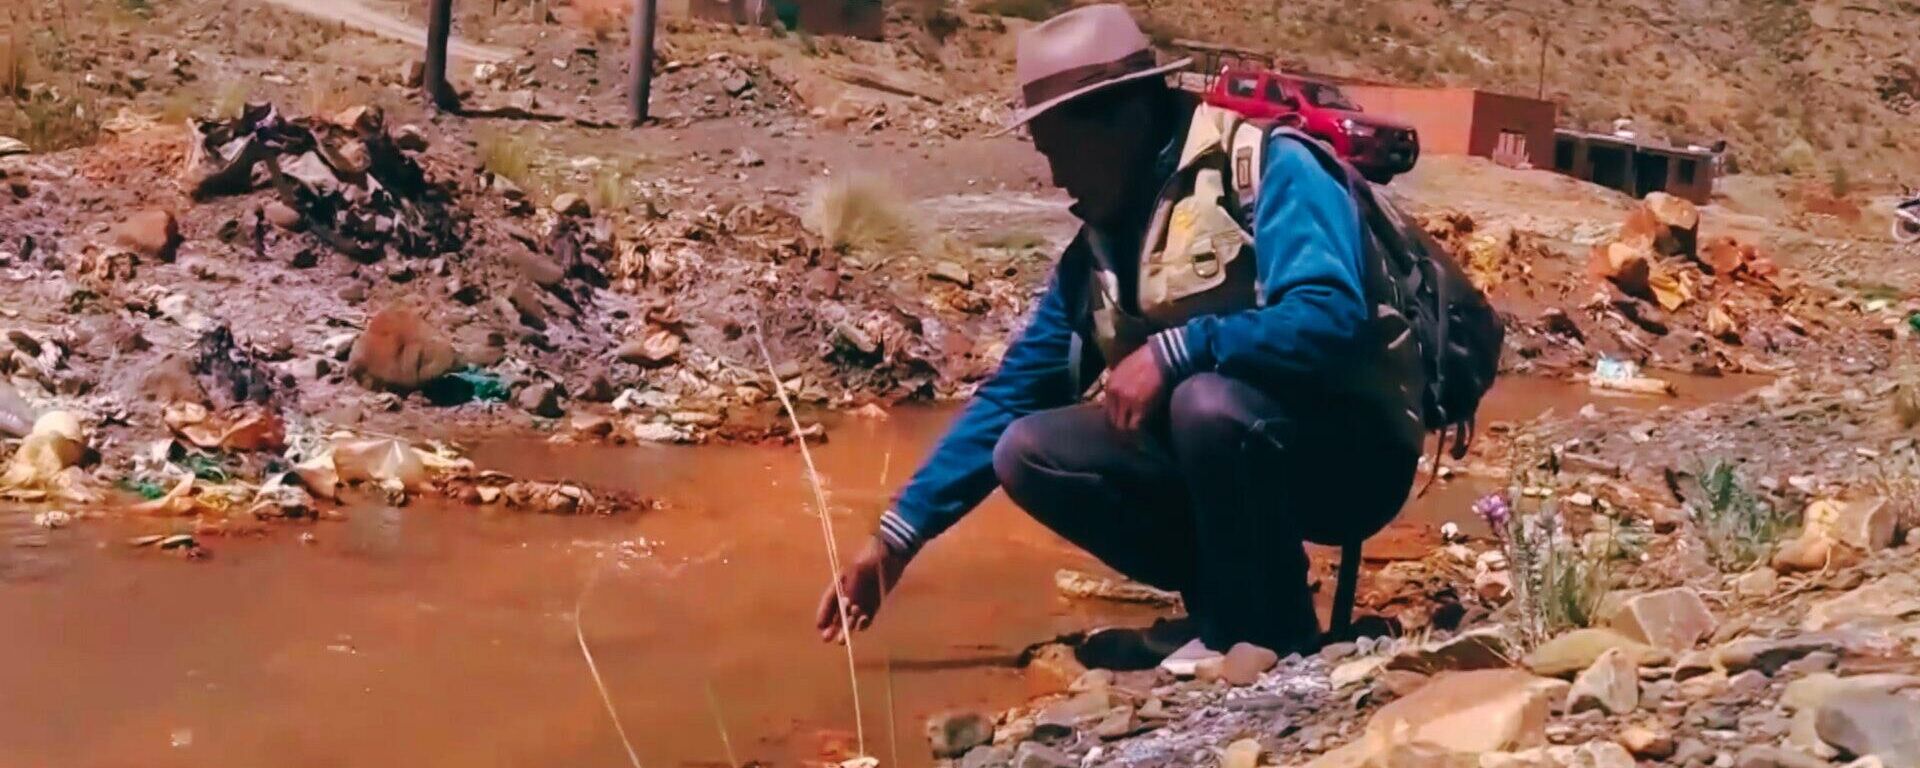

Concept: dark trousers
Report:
left=991, top=373, right=1418, bottom=652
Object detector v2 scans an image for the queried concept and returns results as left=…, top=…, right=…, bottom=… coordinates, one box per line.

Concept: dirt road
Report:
left=257, top=0, right=512, bottom=62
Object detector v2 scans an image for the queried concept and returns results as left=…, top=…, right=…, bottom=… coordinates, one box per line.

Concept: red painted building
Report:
left=1341, top=85, right=1558, bottom=169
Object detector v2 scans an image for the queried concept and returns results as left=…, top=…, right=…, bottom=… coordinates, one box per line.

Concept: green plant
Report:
left=1690, top=460, right=1788, bottom=572
left=1477, top=439, right=1612, bottom=646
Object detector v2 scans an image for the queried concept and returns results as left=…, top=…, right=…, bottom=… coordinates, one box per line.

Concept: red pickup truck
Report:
left=1203, top=68, right=1420, bottom=183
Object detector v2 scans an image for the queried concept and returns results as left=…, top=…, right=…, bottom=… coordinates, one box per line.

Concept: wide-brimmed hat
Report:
left=1004, top=4, right=1191, bottom=131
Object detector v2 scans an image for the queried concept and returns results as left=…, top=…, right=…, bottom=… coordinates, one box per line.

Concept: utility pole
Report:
left=628, top=0, right=658, bottom=125
left=1535, top=20, right=1549, bottom=101
left=424, top=0, right=460, bottom=111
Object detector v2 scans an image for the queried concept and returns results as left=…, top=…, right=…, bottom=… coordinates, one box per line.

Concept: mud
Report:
left=0, top=375, right=1763, bottom=767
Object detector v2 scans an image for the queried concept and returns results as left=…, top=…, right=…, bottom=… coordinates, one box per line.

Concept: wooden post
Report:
left=424, top=0, right=460, bottom=111
left=1535, top=21, right=1549, bottom=101
left=628, top=0, right=658, bottom=125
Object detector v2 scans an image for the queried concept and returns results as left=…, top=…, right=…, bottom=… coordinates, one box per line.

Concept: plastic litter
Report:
left=332, top=437, right=430, bottom=491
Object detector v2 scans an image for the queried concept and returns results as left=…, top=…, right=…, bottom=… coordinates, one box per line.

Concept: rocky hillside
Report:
left=1107, top=0, right=1919, bottom=183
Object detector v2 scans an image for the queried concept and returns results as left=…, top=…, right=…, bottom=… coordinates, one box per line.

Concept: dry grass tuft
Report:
left=478, top=129, right=540, bottom=192
left=753, top=325, right=867, bottom=759
left=805, top=172, right=923, bottom=257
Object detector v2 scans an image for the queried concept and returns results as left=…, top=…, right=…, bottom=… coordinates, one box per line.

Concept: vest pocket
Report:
left=1146, top=169, right=1247, bottom=306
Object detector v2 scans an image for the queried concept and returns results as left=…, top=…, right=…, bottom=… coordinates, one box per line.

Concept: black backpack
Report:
left=1263, top=129, right=1505, bottom=463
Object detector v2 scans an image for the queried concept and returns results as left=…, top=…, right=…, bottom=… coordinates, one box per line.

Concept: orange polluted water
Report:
left=0, top=375, right=1760, bottom=767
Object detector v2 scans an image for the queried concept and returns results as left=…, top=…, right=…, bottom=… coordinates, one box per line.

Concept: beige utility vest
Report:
left=1085, top=106, right=1427, bottom=452
left=1089, top=104, right=1273, bottom=365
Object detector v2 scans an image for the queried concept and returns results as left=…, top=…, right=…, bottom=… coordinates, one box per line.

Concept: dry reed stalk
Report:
left=752, top=325, right=867, bottom=757
left=705, top=682, right=740, bottom=768
left=574, top=565, right=646, bottom=768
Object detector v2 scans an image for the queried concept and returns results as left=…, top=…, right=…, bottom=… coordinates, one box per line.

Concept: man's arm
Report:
left=878, top=266, right=1084, bottom=555
left=1147, top=137, right=1368, bottom=384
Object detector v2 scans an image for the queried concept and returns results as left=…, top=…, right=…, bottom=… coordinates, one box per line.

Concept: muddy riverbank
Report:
left=0, top=372, right=1774, bottom=768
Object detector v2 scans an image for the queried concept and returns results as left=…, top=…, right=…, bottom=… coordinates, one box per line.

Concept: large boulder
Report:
left=348, top=308, right=458, bottom=392
left=1307, top=670, right=1561, bottom=768
left=1606, top=587, right=1716, bottom=651
left=1815, top=691, right=1920, bottom=768
left=1618, top=192, right=1700, bottom=260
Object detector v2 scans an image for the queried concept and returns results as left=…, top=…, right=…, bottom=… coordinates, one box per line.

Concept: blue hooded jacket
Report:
left=875, top=127, right=1370, bottom=556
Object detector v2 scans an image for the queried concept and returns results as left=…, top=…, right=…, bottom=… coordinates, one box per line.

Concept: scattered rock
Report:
left=736, top=147, right=764, bottom=167
left=1221, top=738, right=1262, bottom=768
left=1736, top=567, right=1780, bottom=598
left=1619, top=191, right=1700, bottom=259
left=1217, top=642, right=1279, bottom=686
left=616, top=328, right=682, bottom=367
left=1735, top=745, right=1835, bottom=768
left=111, top=209, right=182, bottom=261
left=263, top=201, right=303, bottom=230
left=1619, top=724, right=1676, bottom=760
left=1387, top=627, right=1515, bottom=674
left=926, top=710, right=993, bottom=759
left=1332, top=656, right=1388, bottom=688
left=1804, top=497, right=1896, bottom=553
left=0, top=136, right=28, bottom=157
left=1815, top=692, right=1920, bottom=768
left=1804, top=573, right=1920, bottom=631
left=1726, top=669, right=1771, bottom=697
left=1774, top=533, right=1844, bottom=574
left=348, top=308, right=458, bottom=392
left=1567, top=647, right=1639, bottom=715
left=1785, top=673, right=1920, bottom=714
left=1012, top=741, right=1075, bottom=768
left=399, top=60, right=425, bottom=88
left=1675, top=738, right=1714, bottom=767
left=1321, top=641, right=1359, bottom=663
left=1714, top=635, right=1844, bottom=676
left=1608, top=588, right=1716, bottom=651
left=1525, top=628, right=1656, bottom=678
left=394, top=124, right=429, bottom=152
left=960, top=744, right=1012, bottom=768
left=0, top=381, right=34, bottom=438
left=1021, top=642, right=1087, bottom=694
left=929, top=260, right=973, bottom=287
left=1327, top=670, right=1559, bottom=766
left=552, top=192, right=590, bottom=216
left=516, top=381, right=563, bottom=418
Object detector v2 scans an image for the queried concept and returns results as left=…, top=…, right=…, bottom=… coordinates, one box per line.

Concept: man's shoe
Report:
left=1157, top=638, right=1224, bottom=677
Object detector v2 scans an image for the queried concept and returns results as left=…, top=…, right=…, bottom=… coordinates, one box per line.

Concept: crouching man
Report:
left=814, top=4, right=1424, bottom=668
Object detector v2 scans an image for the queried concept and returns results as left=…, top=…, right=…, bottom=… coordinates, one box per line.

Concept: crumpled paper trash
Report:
left=1, top=411, right=92, bottom=493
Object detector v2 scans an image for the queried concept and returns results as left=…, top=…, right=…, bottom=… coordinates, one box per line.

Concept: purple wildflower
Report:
left=1473, top=492, right=1513, bottom=534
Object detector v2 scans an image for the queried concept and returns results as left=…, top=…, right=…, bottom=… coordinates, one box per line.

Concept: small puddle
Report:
left=0, top=375, right=1762, bottom=767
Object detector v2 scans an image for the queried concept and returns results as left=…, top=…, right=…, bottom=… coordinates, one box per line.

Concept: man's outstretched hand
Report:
left=815, top=537, right=910, bottom=643
left=1105, top=346, right=1169, bottom=434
